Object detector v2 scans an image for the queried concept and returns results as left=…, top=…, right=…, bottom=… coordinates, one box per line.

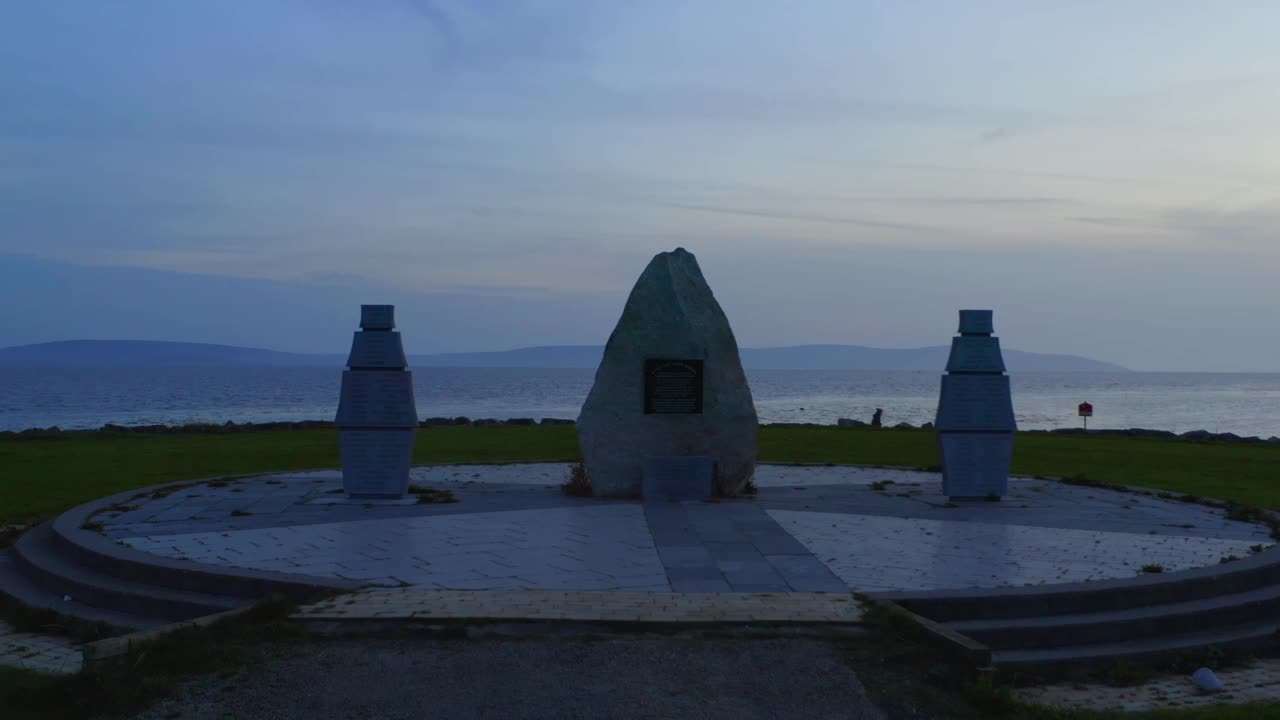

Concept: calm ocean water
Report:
left=2, top=367, right=1280, bottom=437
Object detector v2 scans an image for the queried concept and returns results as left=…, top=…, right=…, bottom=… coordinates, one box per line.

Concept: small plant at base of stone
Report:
left=0, top=525, right=26, bottom=549
left=740, top=478, right=759, bottom=496
left=408, top=484, right=458, bottom=504
left=561, top=462, right=593, bottom=497
left=1140, top=563, right=1164, bottom=574
left=1225, top=502, right=1264, bottom=523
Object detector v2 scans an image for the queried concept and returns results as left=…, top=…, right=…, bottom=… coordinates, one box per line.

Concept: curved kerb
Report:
left=53, top=476, right=361, bottom=602
left=869, top=537, right=1280, bottom=620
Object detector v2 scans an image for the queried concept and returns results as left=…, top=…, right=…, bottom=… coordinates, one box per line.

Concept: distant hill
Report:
left=413, top=344, right=1126, bottom=372
left=0, top=340, right=1128, bottom=372
left=0, top=340, right=344, bottom=368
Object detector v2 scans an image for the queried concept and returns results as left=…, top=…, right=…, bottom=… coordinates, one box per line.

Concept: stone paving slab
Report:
left=1019, top=658, right=1280, bottom=712
left=772, top=509, right=1268, bottom=592
left=97, top=464, right=1275, bottom=595
left=645, top=502, right=847, bottom=592
left=0, top=621, right=82, bottom=675
left=298, top=589, right=865, bottom=623
left=122, top=505, right=671, bottom=590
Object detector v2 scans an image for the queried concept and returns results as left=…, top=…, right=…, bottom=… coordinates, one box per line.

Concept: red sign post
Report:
left=1078, top=402, right=1094, bottom=430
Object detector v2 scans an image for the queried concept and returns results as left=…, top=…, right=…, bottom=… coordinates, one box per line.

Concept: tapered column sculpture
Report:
left=335, top=305, right=418, bottom=498
left=935, top=310, right=1016, bottom=499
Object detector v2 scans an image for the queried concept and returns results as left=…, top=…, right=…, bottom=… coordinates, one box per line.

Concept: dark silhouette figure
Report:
left=871, top=408, right=883, bottom=428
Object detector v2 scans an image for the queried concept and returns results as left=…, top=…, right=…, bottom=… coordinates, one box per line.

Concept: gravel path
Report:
left=134, top=636, right=886, bottom=720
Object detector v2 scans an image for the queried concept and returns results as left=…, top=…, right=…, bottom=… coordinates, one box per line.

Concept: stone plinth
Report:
left=935, top=309, right=1016, bottom=499
left=643, top=456, right=715, bottom=501
left=576, top=248, right=758, bottom=497
left=335, top=304, right=418, bottom=498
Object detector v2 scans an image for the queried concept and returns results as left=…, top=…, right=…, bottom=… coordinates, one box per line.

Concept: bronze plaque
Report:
left=643, top=359, right=704, bottom=414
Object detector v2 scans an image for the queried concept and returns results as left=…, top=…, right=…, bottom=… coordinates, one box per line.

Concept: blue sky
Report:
left=3, top=1, right=1280, bottom=369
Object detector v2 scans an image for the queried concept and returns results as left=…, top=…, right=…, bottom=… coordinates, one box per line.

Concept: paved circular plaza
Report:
left=89, top=464, right=1274, bottom=594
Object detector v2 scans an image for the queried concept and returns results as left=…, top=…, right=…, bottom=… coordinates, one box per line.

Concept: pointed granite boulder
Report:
left=577, top=248, right=758, bottom=497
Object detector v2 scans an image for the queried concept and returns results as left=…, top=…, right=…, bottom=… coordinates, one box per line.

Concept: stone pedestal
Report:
left=576, top=248, right=758, bottom=498
left=335, top=305, right=418, bottom=498
left=935, top=310, right=1016, bottom=499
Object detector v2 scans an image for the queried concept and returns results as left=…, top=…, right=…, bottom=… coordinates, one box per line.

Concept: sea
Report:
left=2, top=367, right=1280, bottom=437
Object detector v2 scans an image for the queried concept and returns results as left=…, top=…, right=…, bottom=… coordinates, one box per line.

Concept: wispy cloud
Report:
left=1162, top=205, right=1280, bottom=248
left=399, top=0, right=594, bottom=68
left=662, top=203, right=942, bottom=233
left=895, top=163, right=1145, bottom=186
left=979, top=127, right=1013, bottom=143
left=1067, top=216, right=1151, bottom=228
left=404, top=0, right=460, bottom=66
left=887, top=195, right=1061, bottom=206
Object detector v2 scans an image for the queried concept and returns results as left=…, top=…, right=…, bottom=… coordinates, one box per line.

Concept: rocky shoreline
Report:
left=2, top=418, right=1279, bottom=445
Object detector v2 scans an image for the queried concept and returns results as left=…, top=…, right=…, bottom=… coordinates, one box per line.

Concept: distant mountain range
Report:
left=0, top=340, right=1129, bottom=372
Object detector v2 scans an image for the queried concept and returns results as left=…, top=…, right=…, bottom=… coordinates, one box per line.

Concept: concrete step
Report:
left=13, top=525, right=245, bottom=622
left=993, top=620, right=1280, bottom=670
left=880, top=549, right=1280, bottom=622
left=949, top=583, right=1280, bottom=651
left=50, top=508, right=358, bottom=602
left=0, top=550, right=163, bottom=633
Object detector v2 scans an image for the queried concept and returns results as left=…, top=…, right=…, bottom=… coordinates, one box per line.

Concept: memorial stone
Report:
left=576, top=248, right=758, bottom=497
left=335, top=305, right=418, bottom=498
left=935, top=309, right=1016, bottom=499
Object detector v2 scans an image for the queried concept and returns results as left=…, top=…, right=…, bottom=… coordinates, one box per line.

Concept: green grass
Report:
left=3, top=426, right=1280, bottom=528
left=1, top=599, right=304, bottom=720
left=761, top=427, right=1280, bottom=510
left=0, top=425, right=580, bottom=525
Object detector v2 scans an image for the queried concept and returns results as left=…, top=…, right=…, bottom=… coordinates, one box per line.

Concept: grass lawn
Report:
left=3, top=425, right=1280, bottom=527
left=3, top=427, right=1280, bottom=719
left=760, top=427, right=1280, bottom=510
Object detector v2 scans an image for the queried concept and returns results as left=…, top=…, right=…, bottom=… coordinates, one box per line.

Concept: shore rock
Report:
left=1125, top=428, right=1178, bottom=438
left=504, top=418, right=536, bottom=426
left=837, top=418, right=868, bottom=428
left=576, top=248, right=758, bottom=497
left=539, top=418, right=575, bottom=426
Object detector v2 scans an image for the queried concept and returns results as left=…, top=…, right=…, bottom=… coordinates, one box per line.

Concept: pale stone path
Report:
left=299, top=589, right=864, bottom=623
left=0, top=620, right=82, bottom=675
left=97, top=464, right=1274, bottom=594
left=1019, top=658, right=1280, bottom=712
left=773, top=509, right=1263, bottom=592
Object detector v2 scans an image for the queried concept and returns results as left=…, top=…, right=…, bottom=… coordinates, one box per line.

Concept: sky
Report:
left=2, top=1, right=1280, bottom=370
